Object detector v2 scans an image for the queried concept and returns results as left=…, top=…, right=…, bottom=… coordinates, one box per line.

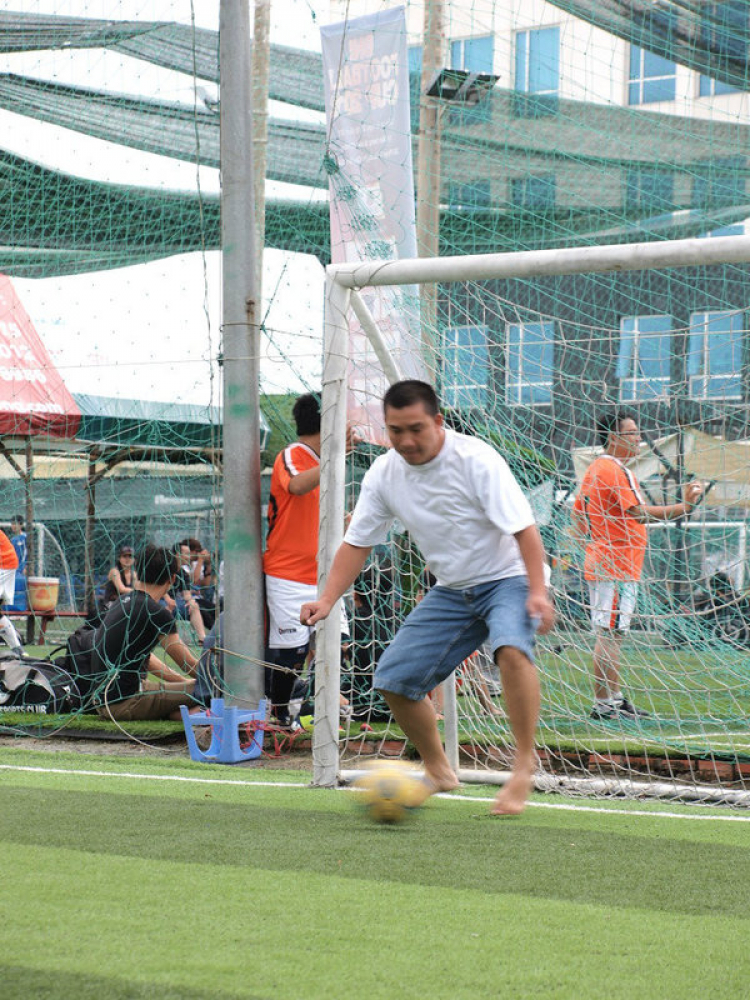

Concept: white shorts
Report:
left=0, top=568, right=16, bottom=604
left=588, top=580, right=639, bottom=633
left=265, top=575, right=349, bottom=650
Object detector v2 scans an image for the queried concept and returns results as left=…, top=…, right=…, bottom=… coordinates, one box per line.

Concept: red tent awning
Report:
left=0, top=274, right=81, bottom=438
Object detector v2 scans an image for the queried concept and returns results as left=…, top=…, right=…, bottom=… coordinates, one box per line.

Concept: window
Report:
left=506, top=321, right=554, bottom=405
left=515, top=28, right=559, bottom=94
left=408, top=45, right=423, bottom=76
left=699, top=2, right=745, bottom=96
left=700, top=75, right=739, bottom=96
left=692, top=157, right=746, bottom=209
left=702, top=223, right=745, bottom=237
left=443, top=325, right=489, bottom=408
left=450, top=35, right=494, bottom=75
left=448, top=181, right=491, bottom=210
left=511, top=175, right=556, bottom=209
left=617, top=316, right=671, bottom=401
left=448, top=35, right=494, bottom=123
left=625, top=169, right=675, bottom=214
left=628, top=7, right=676, bottom=104
left=688, top=311, right=744, bottom=399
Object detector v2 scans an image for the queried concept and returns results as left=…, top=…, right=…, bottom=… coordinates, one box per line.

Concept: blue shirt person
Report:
left=9, top=515, right=27, bottom=611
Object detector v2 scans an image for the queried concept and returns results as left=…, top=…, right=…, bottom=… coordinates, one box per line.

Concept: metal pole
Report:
left=415, top=0, right=444, bottom=379
left=220, top=0, right=264, bottom=708
left=252, top=0, right=270, bottom=302
left=313, top=276, right=351, bottom=787
left=24, top=439, right=34, bottom=643
left=83, top=453, right=96, bottom=619
left=442, top=671, right=459, bottom=773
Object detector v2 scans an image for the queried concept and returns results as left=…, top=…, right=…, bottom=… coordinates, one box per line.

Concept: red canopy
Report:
left=0, top=274, right=80, bottom=438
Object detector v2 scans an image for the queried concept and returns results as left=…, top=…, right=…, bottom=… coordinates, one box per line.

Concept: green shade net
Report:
left=2, top=8, right=750, bottom=277
left=546, top=0, right=750, bottom=91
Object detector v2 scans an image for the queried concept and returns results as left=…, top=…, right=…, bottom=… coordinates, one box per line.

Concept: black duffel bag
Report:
left=0, top=652, right=82, bottom=715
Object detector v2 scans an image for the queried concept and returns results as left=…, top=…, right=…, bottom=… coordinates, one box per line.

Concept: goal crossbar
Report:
left=327, top=233, right=750, bottom=289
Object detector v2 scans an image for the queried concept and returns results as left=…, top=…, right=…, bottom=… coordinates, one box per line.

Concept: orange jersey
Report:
left=263, top=442, right=320, bottom=585
left=0, top=530, right=18, bottom=570
left=573, top=455, right=647, bottom=582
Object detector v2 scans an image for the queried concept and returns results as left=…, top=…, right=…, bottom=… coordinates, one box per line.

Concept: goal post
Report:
left=314, top=235, right=750, bottom=806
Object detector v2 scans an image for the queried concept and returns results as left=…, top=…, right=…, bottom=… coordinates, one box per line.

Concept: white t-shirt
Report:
left=344, top=428, right=536, bottom=589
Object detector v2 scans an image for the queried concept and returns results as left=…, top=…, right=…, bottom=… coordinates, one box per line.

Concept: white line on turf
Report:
left=2, top=763, right=750, bottom=822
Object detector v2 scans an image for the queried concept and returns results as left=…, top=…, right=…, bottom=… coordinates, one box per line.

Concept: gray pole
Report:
left=312, top=276, right=350, bottom=787
left=415, top=0, right=444, bottom=378
left=252, top=0, right=270, bottom=302
left=220, top=0, right=264, bottom=708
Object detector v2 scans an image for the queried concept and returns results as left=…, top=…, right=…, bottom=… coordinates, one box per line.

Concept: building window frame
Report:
left=617, top=315, right=672, bottom=402
left=442, top=324, right=489, bottom=409
left=688, top=310, right=745, bottom=400
left=506, top=320, right=555, bottom=406
left=514, top=26, right=560, bottom=95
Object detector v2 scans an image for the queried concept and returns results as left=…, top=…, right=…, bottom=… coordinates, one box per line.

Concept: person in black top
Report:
left=161, top=541, right=206, bottom=643
left=91, top=544, right=199, bottom=721
left=100, top=544, right=137, bottom=613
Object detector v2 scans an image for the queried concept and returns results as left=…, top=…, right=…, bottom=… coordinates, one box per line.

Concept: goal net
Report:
left=315, top=237, right=750, bottom=807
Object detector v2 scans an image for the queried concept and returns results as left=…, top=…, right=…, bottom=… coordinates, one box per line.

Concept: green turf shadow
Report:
left=0, top=966, right=268, bottom=1000
left=2, top=787, right=748, bottom=918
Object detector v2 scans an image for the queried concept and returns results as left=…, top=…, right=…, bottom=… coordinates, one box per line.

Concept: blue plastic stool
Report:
left=181, top=697, right=267, bottom=763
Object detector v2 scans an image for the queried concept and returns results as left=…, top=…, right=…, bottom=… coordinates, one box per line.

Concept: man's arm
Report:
left=627, top=480, right=705, bottom=523
left=288, top=465, right=320, bottom=496
left=300, top=542, right=371, bottom=626
left=570, top=505, right=588, bottom=540
left=514, top=524, right=555, bottom=634
left=288, top=428, right=359, bottom=496
left=158, top=632, right=198, bottom=677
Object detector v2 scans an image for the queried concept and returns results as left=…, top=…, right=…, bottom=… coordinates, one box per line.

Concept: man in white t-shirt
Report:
left=301, top=380, right=554, bottom=816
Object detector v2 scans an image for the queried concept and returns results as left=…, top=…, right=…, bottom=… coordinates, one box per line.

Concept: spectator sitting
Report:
left=183, top=536, right=216, bottom=631
left=89, top=543, right=198, bottom=721
left=161, top=541, right=207, bottom=644
left=100, top=544, right=137, bottom=615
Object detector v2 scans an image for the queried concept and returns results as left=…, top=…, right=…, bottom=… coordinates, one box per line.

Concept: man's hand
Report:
left=527, top=591, right=555, bottom=635
left=300, top=598, right=332, bottom=627
left=345, top=425, right=362, bottom=456
left=684, top=480, right=705, bottom=506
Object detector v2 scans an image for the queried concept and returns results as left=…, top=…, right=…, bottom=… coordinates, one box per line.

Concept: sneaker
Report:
left=590, top=702, right=619, bottom=721
left=617, top=698, right=651, bottom=718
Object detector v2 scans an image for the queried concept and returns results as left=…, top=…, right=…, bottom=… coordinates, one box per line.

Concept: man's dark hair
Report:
left=383, top=380, right=440, bottom=416
left=597, top=409, right=637, bottom=449
left=136, top=544, right=177, bottom=585
left=293, top=393, right=321, bottom=436
left=10, top=514, right=23, bottom=528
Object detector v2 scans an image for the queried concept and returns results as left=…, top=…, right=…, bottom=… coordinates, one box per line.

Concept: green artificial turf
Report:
left=0, top=747, right=748, bottom=999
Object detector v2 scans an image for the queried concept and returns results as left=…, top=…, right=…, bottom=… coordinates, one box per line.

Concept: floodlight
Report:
left=425, top=68, right=499, bottom=104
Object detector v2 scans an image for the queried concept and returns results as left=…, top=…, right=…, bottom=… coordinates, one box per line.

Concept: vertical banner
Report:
left=321, top=6, right=425, bottom=444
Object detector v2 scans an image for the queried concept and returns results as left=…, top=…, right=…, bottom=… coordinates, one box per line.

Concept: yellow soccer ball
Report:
left=353, top=760, right=427, bottom=824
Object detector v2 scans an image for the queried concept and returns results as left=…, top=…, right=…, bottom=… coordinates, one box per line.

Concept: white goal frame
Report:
left=313, top=233, right=750, bottom=804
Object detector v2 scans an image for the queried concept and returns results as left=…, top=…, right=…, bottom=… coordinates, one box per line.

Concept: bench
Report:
left=6, top=609, right=82, bottom=645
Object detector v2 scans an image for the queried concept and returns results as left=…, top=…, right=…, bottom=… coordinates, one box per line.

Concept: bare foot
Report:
left=423, top=767, right=460, bottom=795
left=490, top=769, right=534, bottom=816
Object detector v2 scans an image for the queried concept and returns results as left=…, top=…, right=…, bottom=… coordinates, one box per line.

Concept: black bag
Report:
left=0, top=654, right=82, bottom=714
left=61, top=623, right=99, bottom=706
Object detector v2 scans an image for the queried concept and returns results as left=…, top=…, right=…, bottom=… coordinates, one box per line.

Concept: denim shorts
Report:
left=373, top=576, right=536, bottom=701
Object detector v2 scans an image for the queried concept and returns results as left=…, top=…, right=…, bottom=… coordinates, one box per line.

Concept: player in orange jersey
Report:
left=572, top=412, right=704, bottom=721
left=263, top=394, right=354, bottom=726
left=0, top=528, right=24, bottom=655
